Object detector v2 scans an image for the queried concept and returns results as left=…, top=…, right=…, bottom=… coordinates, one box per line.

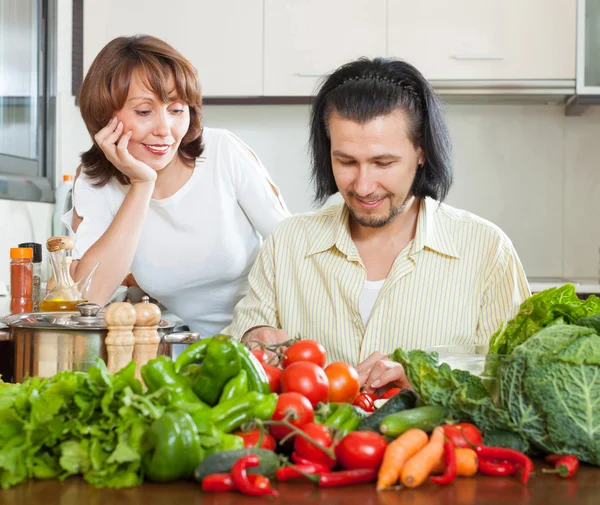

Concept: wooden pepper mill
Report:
left=132, top=296, right=162, bottom=381
left=104, top=302, right=137, bottom=374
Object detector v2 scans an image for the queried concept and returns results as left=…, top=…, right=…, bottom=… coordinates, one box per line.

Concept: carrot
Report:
left=401, top=426, right=445, bottom=488
left=432, top=447, right=478, bottom=477
left=376, top=429, right=429, bottom=491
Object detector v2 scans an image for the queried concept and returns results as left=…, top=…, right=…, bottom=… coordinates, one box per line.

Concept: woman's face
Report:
left=114, top=70, right=191, bottom=172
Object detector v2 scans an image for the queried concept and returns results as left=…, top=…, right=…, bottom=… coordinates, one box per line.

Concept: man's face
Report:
left=329, top=110, right=424, bottom=229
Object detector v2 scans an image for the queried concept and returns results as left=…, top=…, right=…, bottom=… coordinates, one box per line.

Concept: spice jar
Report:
left=10, top=247, right=34, bottom=314
left=18, top=242, right=42, bottom=311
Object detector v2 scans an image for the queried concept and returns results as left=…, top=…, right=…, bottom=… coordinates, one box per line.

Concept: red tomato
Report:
left=352, top=393, right=376, bottom=412
left=281, top=361, right=329, bottom=407
left=234, top=428, right=276, bottom=450
left=270, top=392, right=314, bottom=440
left=324, top=362, right=360, bottom=403
left=293, top=422, right=336, bottom=468
left=442, top=423, right=483, bottom=448
left=251, top=349, right=267, bottom=363
left=380, top=388, right=401, bottom=399
left=335, top=431, right=388, bottom=470
left=282, top=340, right=327, bottom=368
left=261, top=363, right=283, bottom=393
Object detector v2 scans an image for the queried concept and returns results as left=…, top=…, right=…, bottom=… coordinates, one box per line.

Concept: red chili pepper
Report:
left=430, top=441, right=457, bottom=485
left=276, top=463, right=329, bottom=481
left=543, top=455, right=579, bottom=479
left=201, top=473, right=269, bottom=493
left=291, top=453, right=316, bottom=465
left=477, top=459, right=519, bottom=477
left=316, top=468, right=377, bottom=488
left=231, top=455, right=279, bottom=497
left=474, top=446, right=533, bottom=484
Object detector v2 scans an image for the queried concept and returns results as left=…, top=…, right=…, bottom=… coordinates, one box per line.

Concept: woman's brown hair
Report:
left=79, top=35, right=204, bottom=187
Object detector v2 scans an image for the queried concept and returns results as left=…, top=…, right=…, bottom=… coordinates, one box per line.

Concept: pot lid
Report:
left=3, top=303, right=176, bottom=332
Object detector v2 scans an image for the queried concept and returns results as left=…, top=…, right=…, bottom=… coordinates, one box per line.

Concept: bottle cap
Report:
left=63, top=174, right=74, bottom=182
left=10, top=248, right=33, bottom=259
left=18, top=242, right=42, bottom=263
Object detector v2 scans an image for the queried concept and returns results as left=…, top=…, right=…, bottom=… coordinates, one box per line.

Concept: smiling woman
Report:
left=63, top=35, right=290, bottom=339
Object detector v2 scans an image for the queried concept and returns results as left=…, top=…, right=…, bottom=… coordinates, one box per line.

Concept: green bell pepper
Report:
left=218, top=369, right=249, bottom=404
left=142, top=411, right=203, bottom=482
left=193, top=336, right=241, bottom=406
left=251, top=392, right=278, bottom=420
left=141, top=356, right=205, bottom=407
left=218, top=433, right=245, bottom=452
left=213, top=391, right=278, bottom=433
left=174, top=338, right=211, bottom=373
left=212, top=391, right=262, bottom=425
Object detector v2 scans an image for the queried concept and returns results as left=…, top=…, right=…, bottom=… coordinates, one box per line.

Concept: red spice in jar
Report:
left=10, top=247, right=33, bottom=314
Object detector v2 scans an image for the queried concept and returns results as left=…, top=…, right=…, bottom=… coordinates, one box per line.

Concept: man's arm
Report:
left=477, top=238, right=531, bottom=342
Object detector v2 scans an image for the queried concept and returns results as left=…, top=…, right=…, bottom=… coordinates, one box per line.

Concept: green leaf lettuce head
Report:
left=489, top=284, right=600, bottom=355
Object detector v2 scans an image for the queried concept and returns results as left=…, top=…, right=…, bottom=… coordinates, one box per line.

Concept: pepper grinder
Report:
left=132, top=296, right=162, bottom=381
left=104, top=302, right=137, bottom=374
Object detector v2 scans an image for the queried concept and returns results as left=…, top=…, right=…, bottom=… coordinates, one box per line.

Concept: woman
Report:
left=64, top=35, right=290, bottom=337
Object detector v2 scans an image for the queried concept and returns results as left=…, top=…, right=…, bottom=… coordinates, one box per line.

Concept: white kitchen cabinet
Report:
left=387, top=0, right=577, bottom=81
left=83, top=0, right=263, bottom=97
left=263, top=0, right=387, bottom=96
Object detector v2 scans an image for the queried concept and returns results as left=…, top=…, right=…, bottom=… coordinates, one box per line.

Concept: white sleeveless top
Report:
left=63, top=127, right=290, bottom=336
left=359, top=279, right=386, bottom=325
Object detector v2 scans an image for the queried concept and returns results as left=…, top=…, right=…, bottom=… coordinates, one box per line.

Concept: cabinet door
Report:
left=83, top=0, right=263, bottom=97
left=577, top=0, right=600, bottom=93
left=264, top=0, right=386, bottom=96
left=387, top=0, right=576, bottom=81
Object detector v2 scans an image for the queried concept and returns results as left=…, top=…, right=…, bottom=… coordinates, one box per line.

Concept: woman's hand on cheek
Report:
left=94, top=117, right=157, bottom=185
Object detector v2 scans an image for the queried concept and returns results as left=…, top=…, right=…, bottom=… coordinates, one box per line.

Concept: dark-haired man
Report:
left=225, top=57, right=530, bottom=393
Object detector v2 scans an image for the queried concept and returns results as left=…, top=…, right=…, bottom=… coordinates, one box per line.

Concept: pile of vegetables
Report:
left=393, top=284, right=600, bottom=466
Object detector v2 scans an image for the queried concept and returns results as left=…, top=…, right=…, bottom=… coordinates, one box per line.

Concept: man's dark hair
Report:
left=309, top=57, right=453, bottom=204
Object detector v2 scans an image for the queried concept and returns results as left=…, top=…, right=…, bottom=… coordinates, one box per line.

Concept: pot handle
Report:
left=0, top=327, right=11, bottom=341
left=160, top=331, right=201, bottom=345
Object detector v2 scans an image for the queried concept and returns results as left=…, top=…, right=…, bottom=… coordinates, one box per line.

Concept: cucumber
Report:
left=357, top=389, right=418, bottom=432
left=194, top=448, right=281, bottom=481
left=379, top=406, right=447, bottom=437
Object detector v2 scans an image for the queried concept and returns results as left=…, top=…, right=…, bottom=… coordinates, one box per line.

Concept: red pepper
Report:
left=231, top=455, right=279, bottom=498
left=475, top=446, right=533, bottom=484
left=202, top=473, right=270, bottom=493
left=543, top=455, right=579, bottom=479
left=316, top=468, right=377, bottom=488
left=291, top=453, right=316, bottom=465
left=430, top=441, right=457, bottom=485
left=477, top=459, right=519, bottom=477
left=276, top=463, right=329, bottom=481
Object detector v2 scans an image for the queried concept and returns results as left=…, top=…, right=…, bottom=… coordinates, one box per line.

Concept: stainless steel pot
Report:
left=0, top=304, right=199, bottom=382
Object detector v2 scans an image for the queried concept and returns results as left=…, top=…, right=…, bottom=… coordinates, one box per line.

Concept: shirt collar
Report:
left=413, top=197, right=460, bottom=259
left=306, top=198, right=460, bottom=260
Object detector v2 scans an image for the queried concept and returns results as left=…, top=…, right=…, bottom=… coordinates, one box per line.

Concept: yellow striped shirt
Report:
left=225, top=198, right=531, bottom=366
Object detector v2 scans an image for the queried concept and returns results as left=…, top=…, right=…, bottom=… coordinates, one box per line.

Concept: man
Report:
left=224, top=57, right=530, bottom=394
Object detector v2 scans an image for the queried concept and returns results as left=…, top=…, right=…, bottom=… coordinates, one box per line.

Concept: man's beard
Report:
left=347, top=192, right=413, bottom=228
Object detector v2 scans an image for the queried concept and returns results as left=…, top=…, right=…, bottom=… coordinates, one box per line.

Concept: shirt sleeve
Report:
left=476, top=238, right=531, bottom=344
left=222, top=232, right=280, bottom=339
left=61, top=175, right=114, bottom=261
left=220, top=131, right=291, bottom=238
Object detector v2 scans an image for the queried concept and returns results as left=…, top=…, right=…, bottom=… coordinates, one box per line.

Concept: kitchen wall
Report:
left=2, top=0, right=600, bottom=288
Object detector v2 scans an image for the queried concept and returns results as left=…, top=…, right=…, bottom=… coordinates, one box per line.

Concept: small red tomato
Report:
left=251, top=349, right=268, bottom=363
left=442, top=423, right=483, bottom=448
left=270, top=392, right=314, bottom=440
left=262, top=363, right=283, bottom=393
left=281, top=361, right=329, bottom=407
left=324, top=362, right=360, bottom=403
left=380, top=388, right=401, bottom=399
left=293, top=422, right=336, bottom=468
left=335, top=431, right=388, bottom=470
left=282, top=340, right=327, bottom=368
left=234, top=428, right=276, bottom=450
left=352, top=393, right=376, bottom=412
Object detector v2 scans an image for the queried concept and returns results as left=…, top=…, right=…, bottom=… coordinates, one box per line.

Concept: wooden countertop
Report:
left=0, top=462, right=596, bottom=505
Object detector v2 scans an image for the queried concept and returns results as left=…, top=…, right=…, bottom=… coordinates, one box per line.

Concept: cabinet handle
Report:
left=452, top=54, right=504, bottom=61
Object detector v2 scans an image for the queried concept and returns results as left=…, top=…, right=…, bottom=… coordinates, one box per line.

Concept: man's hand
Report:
left=242, top=326, right=291, bottom=360
left=356, top=351, right=411, bottom=395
